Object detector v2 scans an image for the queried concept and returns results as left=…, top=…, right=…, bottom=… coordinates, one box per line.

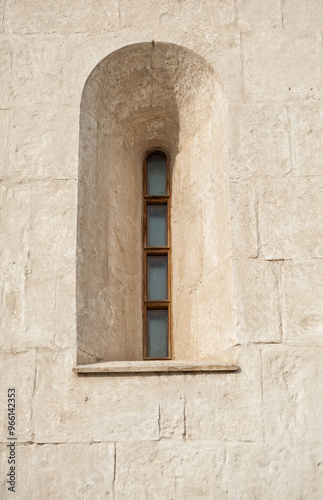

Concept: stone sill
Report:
left=74, top=360, right=239, bottom=374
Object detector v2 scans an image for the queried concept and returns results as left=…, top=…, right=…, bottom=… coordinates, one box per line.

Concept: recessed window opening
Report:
left=77, top=42, right=234, bottom=365
left=143, top=150, right=172, bottom=359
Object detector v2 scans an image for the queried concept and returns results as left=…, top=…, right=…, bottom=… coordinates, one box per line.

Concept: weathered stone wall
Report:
left=0, top=1, right=322, bottom=498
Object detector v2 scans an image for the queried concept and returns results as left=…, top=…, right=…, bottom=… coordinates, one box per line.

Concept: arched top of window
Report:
left=145, top=150, right=169, bottom=197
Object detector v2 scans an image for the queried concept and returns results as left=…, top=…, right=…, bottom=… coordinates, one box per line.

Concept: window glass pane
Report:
left=147, top=309, right=168, bottom=358
left=147, top=204, right=167, bottom=247
left=147, top=255, right=168, bottom=300
left=147, top=153, right=167, bottom=195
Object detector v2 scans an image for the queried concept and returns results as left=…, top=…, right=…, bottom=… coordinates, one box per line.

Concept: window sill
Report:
left=74, top=360, right=239, bottom=374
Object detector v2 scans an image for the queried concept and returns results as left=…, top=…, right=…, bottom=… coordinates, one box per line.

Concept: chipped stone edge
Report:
left=73, top=360, right=239, bottom=374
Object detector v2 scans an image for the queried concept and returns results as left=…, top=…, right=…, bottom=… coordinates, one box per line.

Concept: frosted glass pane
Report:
left=147, top=153, right=167, bottom=195
left=147, top=204, right=167, bottom=247
left=147, top=256, right=167, bottom=300
left=147, top=309, right=168, bottom=358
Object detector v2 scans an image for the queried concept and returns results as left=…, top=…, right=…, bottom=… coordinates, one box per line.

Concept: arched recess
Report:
left=77, top=42, right=234, bottom=364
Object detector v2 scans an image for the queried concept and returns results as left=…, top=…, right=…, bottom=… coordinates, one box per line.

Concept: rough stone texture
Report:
left=236, top=0, right=282, bottom=32
left=7, top=106, right=79, bottom=181
left=0, top=181, right=76, bottom=352
left=0, top=442, right=115, bottom=499
left=119, top=0, right=235, bottom=30
left=0, top=351, right=36, bottom=443
left=0, top=39, right=14, bottom=107
left=230, top=179, right=258, bottom=258
left=0, top=110, right=11, bottom=175
left=242, top=30, right=321, bottom=102
left=115, top=441, right=227, bottom=499
left=289, top=101, right=323, bottom=176
left=259, top=177, right=323, bottom=260
left=233, top=260, right=282, bottom=344
left=261, top=346, right=323, bottom=446
left=282, top=0, right=323, bottom=30
left=185, top=347, right=263, bottom=443
left=5, top=0, right=120, bottom=34
left=32, top=349, right=160, bottom=443
left=0, top=0, right=322, bottom=498
left=11, top=35, right=67, bottom=106
left=282, top=261, right=323, bottom=346
left=229, top=103, right=291, bottom=179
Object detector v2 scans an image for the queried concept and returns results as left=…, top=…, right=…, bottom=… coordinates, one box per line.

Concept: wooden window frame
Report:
left=143, top=149, right=172, bottom=360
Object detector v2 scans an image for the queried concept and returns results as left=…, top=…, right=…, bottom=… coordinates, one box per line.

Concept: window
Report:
left=143, top=150, right=172, bottom=359
left=77, top=42, right=235, bottom=366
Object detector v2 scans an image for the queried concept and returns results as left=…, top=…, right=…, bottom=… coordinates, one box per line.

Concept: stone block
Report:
left=289, top=102, right=323, bottom=176
left=0, top=260, right=27, bottom=350
left=0, top=39, right=14, bottom=107
left=0, top=181, right=76, bottom=351
left=32, top=350, right=160, bottom=442
left=115, top=441, right=227, bottom=499
left=5, top=0, right=119, bottom=34
left=0, top=442, right=115, bottom=499
left=0, top=3, right=3, bottom=33
left=12, top=35, right=67, bottom=106
left=24, top=180, right=76, bottom=267
left=242, top=30, right=321, bottom=101
left=265, top=443, right=323, bottom=499
left=236, top=0, right=282, bottom=31
left=224, top=441, right=323, bottom=499
left=0, top=185, right=30, bottom=349
left=24, top=268, right=76, bottom=350
left=261, top=346, right=323, bottom=446
left=233, top=260, right=282, bottom=343
left=230, top=180, right=258, bottom=258
left=119, top=0, right=235, bottom=30
left=8, top=106, right=78, bottom=181
left=0, top=350, right=36, bottom=443
left=223, top=443, right=269, bottom=498
left=157, top=375, right=185, bottom=440
left=282, top=261, right=323, bottom=346
left=0, top=110, right=12, bottom=179
left=259, top=177, right=323, bottom=259
left=185, top=346, right=263, bottom=442
left=229, top=103, right=291, bottom=179
left=282, top=0, right=323, bottom=30
left=24, top=180, right=76, bottom=349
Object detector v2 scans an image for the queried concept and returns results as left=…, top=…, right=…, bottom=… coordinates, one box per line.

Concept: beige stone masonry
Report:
left=259, top=177, right=323, bottom=260
left=229, top=103, right=291, bottom=179
left=233, top=260, right=282, bottom=344
left=236, top=0, right=282, bottom=32
left=282, top=261, right=323, bottom=346
left=5, top=0, right=120, bottom=34
left=282, top=0, right=323, bottom=30
left=185, top=346, right=263, bottom=443
left=242, top=30, right=321, bottom=102
left=1, top=0, right=322, bottom=498
left=0, top=442, right=115, bottom=499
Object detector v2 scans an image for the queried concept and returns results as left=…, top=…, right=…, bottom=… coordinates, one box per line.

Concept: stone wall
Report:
left=0, top=1, right=322, bottom=498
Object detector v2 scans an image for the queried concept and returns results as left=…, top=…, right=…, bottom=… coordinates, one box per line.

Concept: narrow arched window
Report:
left=143, top=150, right=172, bottom=359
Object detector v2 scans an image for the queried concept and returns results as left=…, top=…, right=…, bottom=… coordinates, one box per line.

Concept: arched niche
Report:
left=77, top=42, right=234, bottom=364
